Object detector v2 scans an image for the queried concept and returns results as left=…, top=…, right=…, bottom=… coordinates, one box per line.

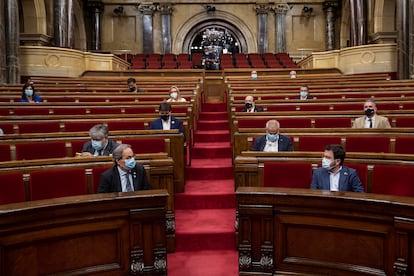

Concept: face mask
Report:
left=300, top=91, right=308, bottom=98
left=161, top=114, right=170, bottom=121
left=266, top=134, right=279, bottom=142
left=365, top=108, right=375, bottom=116
left=91, top=140, right=103, bottom=151
left=170, top=92, right=178, bottom=99
left=321, top=157, right=334, bottom=170
left=128, top=87, right=136, bottom=92
left=245, top=103, right=253, bottom=109
left=125, top=157, right=136, bottom=170
left=290, top=75, right=296, bottom=79
left=25, top=90, right=33, bottom=97
left=251, top=74, right=257, bottom=79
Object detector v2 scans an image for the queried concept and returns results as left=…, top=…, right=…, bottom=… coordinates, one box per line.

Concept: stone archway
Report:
left=173, top=10, right=256, bottom=53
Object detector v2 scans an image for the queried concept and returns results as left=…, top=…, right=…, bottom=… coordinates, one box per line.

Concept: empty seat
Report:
left=345, top=136, right=390, bottom=153
left=346, top=163, right=368, bottom=192
left=277, top=118, right=312, bottom=128
left=88, top=107, right=123, bottom=114
left=106, top=121, right=146, bottom=131
left=18, top=121, right=61, bottom=134
left=64, top=121, right=98, bottom=132
left=371, top=165, right=414, bottom=197
left=91, top=166, right=112, bottom=193
left=0, top=144, right=11, bottom=161
left=238, top=118, right=268, bottom=129
left=263, top=162, right=313, bottom=188
left=0, top=173, right=26, bottom=204
left=15, top=141, right=68, bottom=160
left=29, top=168, right=88, bottom=200
left=121, top=138, right=166, bottom=154
left=13, top=108, right=50, bottom=116
left=394, top=117, right=414, bottom=127
left=297, top=136, right=342, bottom=152
left=314, top=118, right=353, bottom=128
left=0, top=123, right=15, bottom=134
left=394, top=136, right=414, bottom=154
left=70, top=140, right=86, bottom=156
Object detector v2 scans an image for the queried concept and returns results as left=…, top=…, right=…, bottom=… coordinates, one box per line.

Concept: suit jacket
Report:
left=352, top=115, right=391, bottom=128
left=295, top=96, right=314, bottom=100
left=241, top=106, right=264, bottom=112
left=150, top=116, right=186, bottom=141
left=252, top=134, right=293, bottom=152
left=81, top=139, right=119, bottom=156
left=98, top=165, right=150, bottom=193
left=310, top=166, right=364, bottom=192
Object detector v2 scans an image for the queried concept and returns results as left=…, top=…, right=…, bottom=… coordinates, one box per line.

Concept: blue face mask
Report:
left=125, top=157, right=136, bottom=170
left=266, top=133, right=279, bottom=142
left=322, top=157, right=334, bottom=170
left=25, top=90, right=33, bottom=97
left=300, top=91, right=308, bottom=98
left=251, top=74, right=257, bottom=79
left=91, top=140, right=103, bottom=151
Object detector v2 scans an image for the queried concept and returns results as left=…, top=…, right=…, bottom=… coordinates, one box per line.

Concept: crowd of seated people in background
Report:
left=297, top=84, right=313, bottom=100
left=352, top=98, right=391, bottom=128
left=150, top=102, right=186, bottom=142
left=166, top=86, right=187, bottom=102
left=252, top=119, right=293, bottom=152
left=242, top=95, right=263, bottom=112
left=127, top=77, right=142, bottom=92
left=79, top=124, right=119, bottom=157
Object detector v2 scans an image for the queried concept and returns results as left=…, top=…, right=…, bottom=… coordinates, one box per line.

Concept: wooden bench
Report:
left=237, top=186, right=414, bottom=275
left=0, top=190, right=169, bottom=275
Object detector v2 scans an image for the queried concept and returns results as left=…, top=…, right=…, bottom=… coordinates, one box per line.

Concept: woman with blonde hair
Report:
left=166, top=86, right=187, bottom=102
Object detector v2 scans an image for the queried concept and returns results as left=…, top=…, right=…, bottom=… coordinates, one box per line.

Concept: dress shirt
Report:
left=263, top=140, right=279, bottom=152
left=162, top=118, right=171, bottom=130
left=117, top=167, right=134, bottom=192
left=365, top=116, right=374, bottom=128
left=329, top=167, right=342, bottom=191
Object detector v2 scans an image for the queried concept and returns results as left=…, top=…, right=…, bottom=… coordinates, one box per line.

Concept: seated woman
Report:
left=166, top=86, right=187, bottom=102
left=20, top=83, right=42, bottom=103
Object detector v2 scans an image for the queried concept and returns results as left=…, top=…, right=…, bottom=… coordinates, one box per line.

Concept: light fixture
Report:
left=113, top=6, right=124, bottom=16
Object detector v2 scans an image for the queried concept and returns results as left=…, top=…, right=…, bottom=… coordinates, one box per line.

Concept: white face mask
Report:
left=300, top=91, right=308, bottom=98
left=321, top=157, right=334, bottom=170
left=251, top=74, right=257, bottom=79
left=170, top=92, right=178, bottom=99
left=290, top=75, right=296, bottom=79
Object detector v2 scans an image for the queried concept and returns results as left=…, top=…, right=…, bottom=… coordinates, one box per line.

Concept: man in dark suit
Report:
left=150, top=102, right=185, bottom=141
left=80, top=124, right=119, bottom=157
left=98, top=144, right=150, bottom=193
left=296, top=84, right=314, bottom=100
left=310, top=144, right=364, bottom=192
left=252, top=119, right=293, bottom=152
left=241, top=95, right=264, bottom=112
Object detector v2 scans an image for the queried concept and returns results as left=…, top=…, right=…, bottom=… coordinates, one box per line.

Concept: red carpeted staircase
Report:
left=167, top=102, right=238, bottom=275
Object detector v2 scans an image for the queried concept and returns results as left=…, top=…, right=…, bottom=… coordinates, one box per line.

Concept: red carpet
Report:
left=168, top=102, right=238, bottom=275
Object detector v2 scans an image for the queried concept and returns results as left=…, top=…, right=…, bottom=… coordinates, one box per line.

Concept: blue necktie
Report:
left=125, top=172, right=133, bottom=192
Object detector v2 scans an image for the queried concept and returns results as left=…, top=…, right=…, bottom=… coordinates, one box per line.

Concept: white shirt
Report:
left=117, top=167, right=134, bottom=192
left=162, top=117, right=171, bottom=130
left=263, top=139, right=279, bottom=152
left=329, top=166, right=342, bottom=191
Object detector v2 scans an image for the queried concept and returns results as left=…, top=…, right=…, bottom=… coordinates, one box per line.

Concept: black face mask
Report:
left=245, top=103, right=253, bottom=109
left=128, top=87, right=136, bottom=92
left=161, top=114, right=170, bottom=121
left=364, top=108, right=375, bottom=116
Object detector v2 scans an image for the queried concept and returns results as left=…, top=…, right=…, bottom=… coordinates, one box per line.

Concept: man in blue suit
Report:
left=252, top=119, right=293, bottom=152
left=311, top=144, right=364, bottom=192
left=150, top=102, right=185, bottom=142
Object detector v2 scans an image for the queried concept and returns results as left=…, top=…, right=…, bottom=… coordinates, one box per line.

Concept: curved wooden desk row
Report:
left=0, top=190, right=169, bottom=275
left=234, top=151, right=414, bottom=196
left=236, top=186, right=414, bottom=275
left=233, top=131, right=414, bottom=158
left=0, top=130, right=186, bottom=194
left=0, top=154, right=176, bottom=253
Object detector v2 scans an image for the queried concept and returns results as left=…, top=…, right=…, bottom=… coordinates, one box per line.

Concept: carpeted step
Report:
left=174, top=208, right=236, bottom=251
left=197, top=120, right=229, bottom=131
left=175, top=193, right=236, bottom=209
left=167, top=249, right=239, bottom=276
left=183, top=179, right=234, bottom=194
left=192, top=142, right=232, bottom=158
left=199, top=111, right=228, bottom=121
left=202, top=102, right=227, bottom=112
left=194, top=130, right=230, bottom=143
left=186, top=164, right=234, bottom=180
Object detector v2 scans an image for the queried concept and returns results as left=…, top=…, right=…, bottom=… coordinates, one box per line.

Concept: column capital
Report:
left=137, top=2, right=157, bottom=15
left=158, top=3, right=173, bottom=15
left=255, top=4, right=270, bottom=15
left=323, top=0, right=339, bottom=10
left=272, top=3, right=290, bottom=14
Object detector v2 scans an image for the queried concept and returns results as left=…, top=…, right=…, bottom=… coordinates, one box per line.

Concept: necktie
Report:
left=125, top=172, right=133, bottom=192
left=369, top=119, right=373, bottom=128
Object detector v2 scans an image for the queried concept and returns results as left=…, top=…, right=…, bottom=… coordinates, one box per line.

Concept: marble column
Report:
left=5, top=0, right=19, bottom=83
left=138, top=3, right=157, bottom=54
left=273, top=4, right=289, bottom=53
left=349, top=0, right=367, bottom=46
left=54, top=0, right=74, bottom=48
left=159, top=3, right=173, bottom=54
left=87, top=1, right=104, bottom=51
left=397, top=0, right=409, bottom=79
left=0, top=0, right=6, bottom=83
left=323, top=1, right=338, bottom=50
left=255, top=4, right=269, bottom=54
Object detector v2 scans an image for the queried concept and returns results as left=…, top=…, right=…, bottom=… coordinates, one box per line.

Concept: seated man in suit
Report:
left=150, top=102, right=186, bottom=141
left=80, top=124, right=119, bottom=157
left=352, top=98, right=391, bottom=128
left=252, top=119, right=293, bottom=152
left=241, top=95, right=263, bottom=112
left=98, top=144, right=150, bottom=193
left=311, top=144, right=364, bottom=192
